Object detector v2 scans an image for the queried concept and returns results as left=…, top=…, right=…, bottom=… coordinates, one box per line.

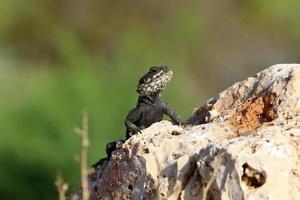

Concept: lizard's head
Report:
left=137, top=66, right=173, bottom=96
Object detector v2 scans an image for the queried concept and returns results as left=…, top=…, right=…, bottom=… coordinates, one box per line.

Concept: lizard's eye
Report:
left=151, top=68, right=158, bottom=73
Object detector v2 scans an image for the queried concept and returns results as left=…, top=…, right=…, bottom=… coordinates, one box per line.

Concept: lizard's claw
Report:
left=179, top=121, right=189, bottom=128
left=128, top=127, right=142, bottom=137
left=134, top=127, right=143, bottom=134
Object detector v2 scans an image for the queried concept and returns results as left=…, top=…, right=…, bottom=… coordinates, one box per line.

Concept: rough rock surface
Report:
left=81, top=64, right=300, bottom=200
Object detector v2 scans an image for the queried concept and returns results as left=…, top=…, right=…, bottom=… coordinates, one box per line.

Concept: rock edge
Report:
left=73, top=64, right=300, bottom=200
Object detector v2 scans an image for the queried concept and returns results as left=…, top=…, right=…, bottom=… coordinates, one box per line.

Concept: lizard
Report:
left=124, top=65, right=182, bottom=139
left=93, top=66, right=183, bottom=168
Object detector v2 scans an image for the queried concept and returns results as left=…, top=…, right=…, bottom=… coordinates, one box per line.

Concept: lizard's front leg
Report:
left=161, top=101, right=184, bottom=125
left=125, top=118, right=143, bottom=139
left=125, top=107, right=142, bottom=139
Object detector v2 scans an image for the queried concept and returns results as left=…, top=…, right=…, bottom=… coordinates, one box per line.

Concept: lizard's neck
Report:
left=138, top=90, right=162, bottom=105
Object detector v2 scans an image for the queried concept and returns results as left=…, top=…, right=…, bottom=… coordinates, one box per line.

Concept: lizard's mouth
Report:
left=156, top=70, right=173, bottom=88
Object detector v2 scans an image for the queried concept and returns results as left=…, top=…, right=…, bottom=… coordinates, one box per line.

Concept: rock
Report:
left=77, top=64, right=300, bottom=200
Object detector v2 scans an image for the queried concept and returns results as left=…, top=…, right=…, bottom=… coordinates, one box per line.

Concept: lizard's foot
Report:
left=179, top=121, right=190, bottom=128
left=181, top=122, right=195, bottom=131
left=126, top=127, right=144, bottom=139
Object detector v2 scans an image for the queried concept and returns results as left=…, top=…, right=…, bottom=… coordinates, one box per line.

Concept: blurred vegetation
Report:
left=0, top=0, right=300, bottom=199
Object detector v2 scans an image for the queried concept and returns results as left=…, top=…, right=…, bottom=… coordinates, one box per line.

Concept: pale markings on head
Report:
left=137, top=66, right=173, bottom=96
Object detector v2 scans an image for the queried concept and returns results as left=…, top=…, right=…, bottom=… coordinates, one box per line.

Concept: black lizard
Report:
left=125, top=66, right=182, bottom=139
left=93, top=66, right=183, bottom=168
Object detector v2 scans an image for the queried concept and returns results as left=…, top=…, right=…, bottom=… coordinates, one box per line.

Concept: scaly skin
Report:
left=93, top=66, right=183, bottom=168
left=125, top=66, right=182, bottom=139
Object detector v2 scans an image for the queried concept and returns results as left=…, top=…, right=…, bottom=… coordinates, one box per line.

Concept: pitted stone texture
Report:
left=78, top=64, right=300, bottom=200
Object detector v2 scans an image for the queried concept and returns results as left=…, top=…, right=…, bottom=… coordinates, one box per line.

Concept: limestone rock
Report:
left=81, top=64, right=300, bottom=200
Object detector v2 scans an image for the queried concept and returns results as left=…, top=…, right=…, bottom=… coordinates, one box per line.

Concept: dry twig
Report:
left=55, top=173, right=68, bottom=200
left=75, top=111, right=90, bottom=200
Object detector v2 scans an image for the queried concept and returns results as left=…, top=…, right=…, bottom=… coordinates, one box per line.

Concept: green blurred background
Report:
left=0, top=0, right=300, bottom=199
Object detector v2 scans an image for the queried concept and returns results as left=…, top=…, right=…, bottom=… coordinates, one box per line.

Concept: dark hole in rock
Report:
left=241, top=163, right=266, bottom=188
left=128, top=184, right=133, bottom=191
left=171, top=131, right=181, bottom=136
left=172, top=153, right=181, bottom=160
left=143, top=148, right=150, bottom=154
left=94, top=186, right=97, bottom=192
left=260, top=92, right=277, bottom=122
